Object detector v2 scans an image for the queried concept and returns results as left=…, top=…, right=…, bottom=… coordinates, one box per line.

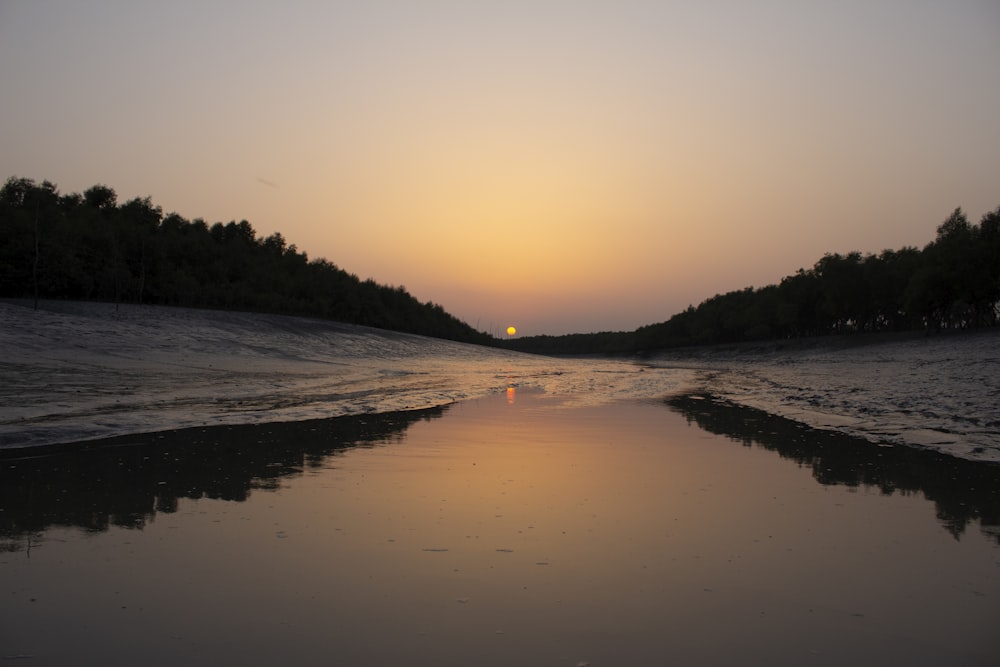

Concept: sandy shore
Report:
left=5, top=299, right=998, bottom=464
left=1, top=299, right=695, bottom=450
left=0, top=299, right=500, bottom=448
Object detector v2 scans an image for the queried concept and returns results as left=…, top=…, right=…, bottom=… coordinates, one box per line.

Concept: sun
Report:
left=506, top=326, right=517, bottom=337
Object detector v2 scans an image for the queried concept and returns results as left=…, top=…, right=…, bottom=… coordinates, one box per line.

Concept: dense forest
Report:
left=505, top=205, right=1000, bottom=355
left=2, top=176, right=997, bottom=355
left=0, top=177, right=491, bottom=344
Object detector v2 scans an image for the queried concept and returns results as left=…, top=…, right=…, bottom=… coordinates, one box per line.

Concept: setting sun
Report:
left=506, top=326, right=517, bottom=337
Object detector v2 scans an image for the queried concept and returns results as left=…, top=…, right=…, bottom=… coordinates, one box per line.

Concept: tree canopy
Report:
left=0, top=177, right=492, bottom=344
left=506, top=206, right=1000, bottom=355
left=3, top=176, right=996, bottom=355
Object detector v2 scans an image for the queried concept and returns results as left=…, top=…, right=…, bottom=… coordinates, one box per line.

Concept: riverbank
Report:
left=0, top=299, right=506, bottom=448
left=647, top=326, right=1000, bottom=463
left=0, top=299, right=688, bottom=449
left=3, top=299, right=997, bottom=463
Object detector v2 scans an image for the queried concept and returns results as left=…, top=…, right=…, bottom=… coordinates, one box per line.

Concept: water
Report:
left=2, top=302, right=999, bottom=665
left=2, top=391, right=998, bottom=666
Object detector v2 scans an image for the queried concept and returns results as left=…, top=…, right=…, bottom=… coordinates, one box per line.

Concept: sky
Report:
left=1, top=1, right=998, bottom=335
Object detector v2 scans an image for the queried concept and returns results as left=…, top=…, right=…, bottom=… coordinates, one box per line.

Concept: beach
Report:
left=0, top=299, right=695, bottom=449
left=1, top=301, right=999, bottom=665
left=0, top=299, right=503, bottom=448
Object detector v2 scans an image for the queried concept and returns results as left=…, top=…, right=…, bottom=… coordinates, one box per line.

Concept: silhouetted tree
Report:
left=0, top=177, right=491, bottom=344
left=507, top=205, right=1000, bottom=355
left=4, top=177, right=996, bottom=353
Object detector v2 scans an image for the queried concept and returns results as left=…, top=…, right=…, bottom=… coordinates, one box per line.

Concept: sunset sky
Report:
left=2, top=2, right=998, bottom=335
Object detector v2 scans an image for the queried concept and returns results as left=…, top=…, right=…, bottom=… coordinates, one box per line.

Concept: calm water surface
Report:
left=2, top=390, right=998, bottom=666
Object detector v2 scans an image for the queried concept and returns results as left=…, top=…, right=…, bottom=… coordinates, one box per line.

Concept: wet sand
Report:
left=0, top=299, right=478, bottom=448
left=650, top=327, right=1000, bottom=463
left=0, top=299, right=690, bottom=449
left=2, top=389, right=998, bottom=666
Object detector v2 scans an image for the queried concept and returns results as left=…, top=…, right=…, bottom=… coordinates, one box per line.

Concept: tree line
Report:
left=506, top=206, right=1000, bottom=355
left=3, top=176, right=996, bottom=355
left=0, top=177, right=492, bottom=344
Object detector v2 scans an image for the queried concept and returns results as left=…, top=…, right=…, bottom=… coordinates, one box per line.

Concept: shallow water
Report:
left=2, top=390, right=998, bottom=666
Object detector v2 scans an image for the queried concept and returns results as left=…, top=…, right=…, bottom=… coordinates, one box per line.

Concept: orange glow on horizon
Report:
left=4, top=3, right=997, bottom=335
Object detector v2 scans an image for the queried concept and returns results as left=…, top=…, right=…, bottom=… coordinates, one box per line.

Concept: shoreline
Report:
left=644, top=326, right=1000, bottom=464
left=0, top=299, right=508, bottom=449
left=3, top=384, right=999, bottom=470
left=3, top=389, right=998, bottom=563
left=646, top=325, right=1000, bottom=360
left=2, top=299, right=997, bottom=464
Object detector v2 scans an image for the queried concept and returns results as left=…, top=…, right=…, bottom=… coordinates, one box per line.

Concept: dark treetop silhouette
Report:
left=504, top=206, right=1000, bottom=355
left=0, top=177, right=491, bottom=344
left=2, top=176, right=997, bottom=353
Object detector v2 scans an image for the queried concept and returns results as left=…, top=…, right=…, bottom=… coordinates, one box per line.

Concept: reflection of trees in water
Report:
left=666, top=394, right=1000, bottom=544
left=0, top=406, right=449, bottom=551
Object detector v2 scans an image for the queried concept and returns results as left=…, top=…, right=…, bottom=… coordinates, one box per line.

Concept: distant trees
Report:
left=0, top=177, right=492, bottom=344
left=908, top=208, right=1000, bottom=329
left=3, top=176, right=996, bottom=354
left=631, top=205, right=999, bottom=349
left=508, top=205, right=1000, bottom=355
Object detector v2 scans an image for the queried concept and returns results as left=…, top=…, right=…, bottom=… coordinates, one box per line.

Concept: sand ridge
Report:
left=0, top=300, right=494, bottom=448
